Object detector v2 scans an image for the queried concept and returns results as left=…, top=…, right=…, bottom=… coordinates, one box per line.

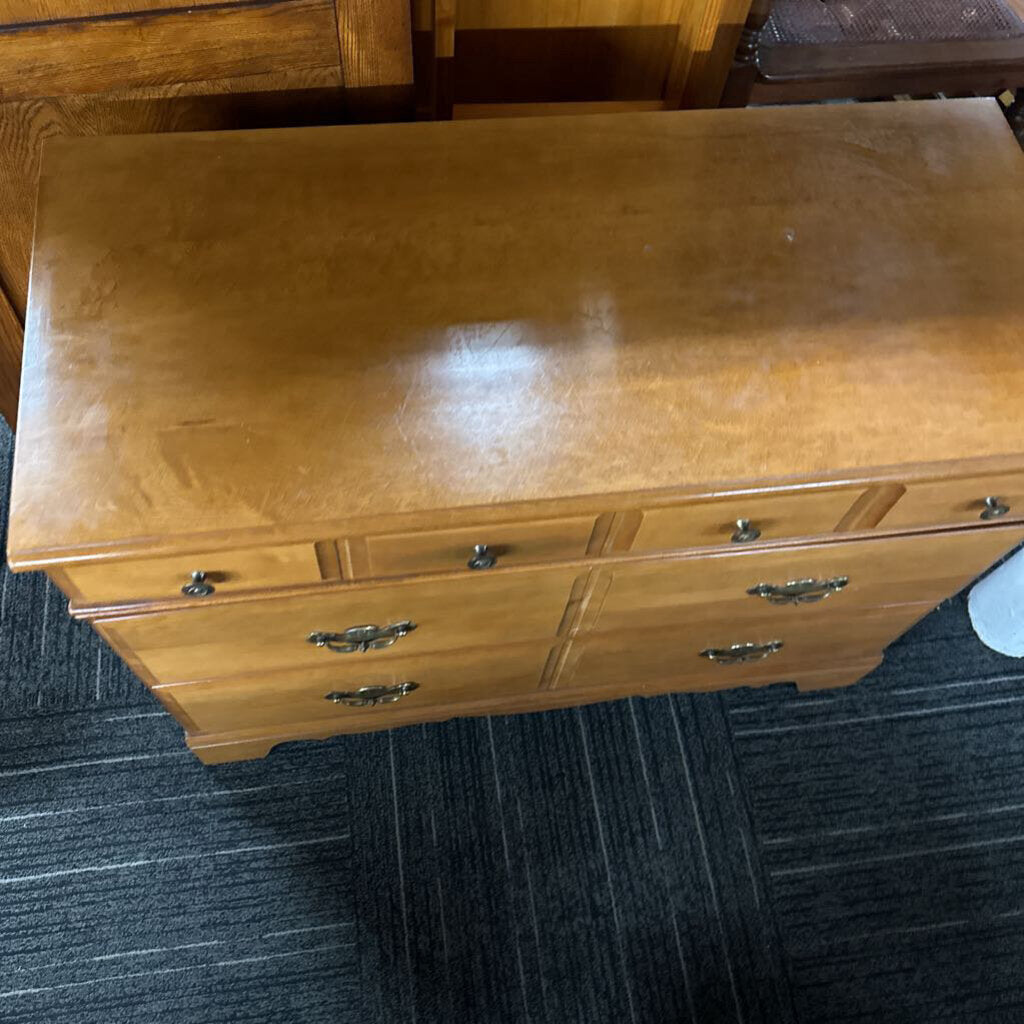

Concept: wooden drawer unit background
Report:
left=10, top=102, right=1024, bottom=762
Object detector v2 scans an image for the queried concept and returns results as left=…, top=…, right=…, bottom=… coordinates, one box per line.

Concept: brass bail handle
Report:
left=747, top=576, right=850, bottom=605
left=307, top=621, right=417, bottom=654
left=324, top=682, right=420, bottom=707
left=700, top=641, right=783, bottom=665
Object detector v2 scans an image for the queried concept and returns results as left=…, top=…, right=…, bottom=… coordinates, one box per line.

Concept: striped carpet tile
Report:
left=726, top=609, right=1024, bottom=1023
left=5, top=418, right=1024, bottom=1021
left=0, top=693, right=792, bottom=1023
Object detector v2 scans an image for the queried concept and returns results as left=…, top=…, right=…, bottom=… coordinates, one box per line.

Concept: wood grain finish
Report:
left=364, top=516, right=597, bottom=578
left=628, top=485, right=865, bottom=552
left=559, top=601, right=934, bottom=694
left=671, top=0, right=752, bottom=107
left=10, top=100, right=1024, bottom=564
left=0, top=71, right=346, bottom=319
left=336, top=0, right=414, bottom=118
left=337, top=0, right=413, bottom=87
left=0, top=0, right=342, bottom=102
left=61, top=542, right=324, bottom=604
left=159, top=642, right=554, bottom=732
left=0, top=0, right=218, bottom=21
left=0, top=0, right=752, bottom=423
left=880, top=472, right=1024, bottom=531
left=0, top=0, right=414, bottom=425
left=98, top=567, right=584, bottom=683
left=591, top=527, right=1024, bottom=634
left=455, top=1, right=690, bottom=30
left=181, top=651, right=879, bottom=764
left=0, top=72, right=351, bottom=430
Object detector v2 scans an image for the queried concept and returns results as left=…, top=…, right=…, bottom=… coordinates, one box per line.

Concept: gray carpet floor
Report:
left=3, top=420, right=1024, bottom=1023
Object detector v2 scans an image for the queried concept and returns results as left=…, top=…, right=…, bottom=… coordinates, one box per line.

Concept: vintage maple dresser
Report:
left=7, top=98, right=1024, bottom=763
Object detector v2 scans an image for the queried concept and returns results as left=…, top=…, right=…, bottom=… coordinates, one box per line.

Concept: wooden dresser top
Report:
left=9, top=98, right=1024, bottom=564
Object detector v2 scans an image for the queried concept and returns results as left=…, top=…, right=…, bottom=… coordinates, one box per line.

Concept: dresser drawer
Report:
left=593, top=525, right=1024, bottom=634
left=99, top=567, right=581, bottom=684
left=62, top=543, right=324, bottom=606
left=629, top=486, right=865, bottom=553
left=159, top=644, right=553, bottom=733
left=363, top=516, right=596, bottom=577
left=561, top=602, right=932, bottom=694
left=881, top=472, right=1024, bottom=531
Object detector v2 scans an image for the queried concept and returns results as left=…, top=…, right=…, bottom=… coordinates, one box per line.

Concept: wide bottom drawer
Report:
left=159, top=643, right=555, bottom=734
left=559, top=601, right=933, bottom=694
left=98, top=566, right=581, bottom=683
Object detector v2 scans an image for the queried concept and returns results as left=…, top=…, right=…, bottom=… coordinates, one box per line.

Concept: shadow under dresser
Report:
left=7, top=97, right=1024, bottom=762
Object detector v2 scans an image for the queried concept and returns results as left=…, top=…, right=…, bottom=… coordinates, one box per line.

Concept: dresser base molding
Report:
left=184, top=655, right=887, bottom=764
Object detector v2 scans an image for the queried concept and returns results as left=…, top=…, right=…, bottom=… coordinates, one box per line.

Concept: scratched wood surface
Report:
left=9, top=99, right=1024, bottom=562
left=0, top=0, right=415, bottom=427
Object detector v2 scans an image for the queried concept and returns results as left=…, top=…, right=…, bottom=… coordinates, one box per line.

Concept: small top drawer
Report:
left=880, top=472, right=1024, bottom=531
left=628, top=487, right=865, bottom=553
left=61, top=542, right=324, bottom=606
left=363, top=516, right=597, bottom=577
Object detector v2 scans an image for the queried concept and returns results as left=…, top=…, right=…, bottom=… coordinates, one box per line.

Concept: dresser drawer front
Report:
left=563, top=602, right=931, bottom=694
left=100, top=567, right=581, bottom=684
left=160, top=644, right=553, bottom=733
left=630, top=487, right=865, bottom=553
left=62, top=543, right=324, bottom=605
left=364, top=516, right=596, bottom=578
left=594, top=526, right=1024, bottom=634
left=881, top=472, right=1024, bottom=531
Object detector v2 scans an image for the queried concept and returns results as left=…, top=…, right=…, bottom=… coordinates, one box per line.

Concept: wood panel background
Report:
left=0, top=0, right=748, bottom=427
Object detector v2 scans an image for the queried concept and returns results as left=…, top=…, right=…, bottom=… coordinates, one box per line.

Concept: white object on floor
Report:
left=968, top=548, right=1024, bottom=657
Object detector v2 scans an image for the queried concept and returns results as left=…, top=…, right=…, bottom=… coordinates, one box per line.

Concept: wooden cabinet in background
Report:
left=8, top=99, right=1024, bottom=763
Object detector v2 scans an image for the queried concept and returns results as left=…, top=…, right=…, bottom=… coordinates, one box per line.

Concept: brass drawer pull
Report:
left=308, top=621, right=417, bottom=654
left=467, top=544, right=497, bottom=570
left=731, top=518, right=761, bottom=543
left=325, top=682, right=419, bottom=707
left=181, top=570, right=215, bottom=597
left=700, top=641, right=783, bottom=665
left=747, top=576, right=849, bottom=605
left=981, top=496, right=1010, bottom=520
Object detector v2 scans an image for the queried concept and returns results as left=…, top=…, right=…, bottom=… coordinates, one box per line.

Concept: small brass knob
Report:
left=467, top=544, right=498, bottom=570
left=981, top=496, right=1010, bottom=520
left=181, top=570, right=215, bottom=597
left=731, top=518, right=761, bottom=543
